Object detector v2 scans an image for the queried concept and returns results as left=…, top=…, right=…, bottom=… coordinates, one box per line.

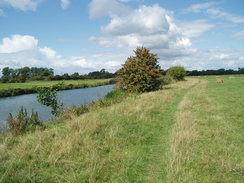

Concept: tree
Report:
left=167, top=66, right=186, bottom=81
left=37, top=88, right=60, bottom=116
left=116, top=47, right=161, bottom=92
left=2, top=67, right=11, bottom=78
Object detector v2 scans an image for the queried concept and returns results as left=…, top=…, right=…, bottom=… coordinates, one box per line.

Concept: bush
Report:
left=116, top=47, right=162, bottom=92
left=158, top=75, right=173, bottom=85
left=7, top=107, right=41, bottom=135
left=167, top=66, right=186, bottom=81
left=37, top=87, right=60, bottom=116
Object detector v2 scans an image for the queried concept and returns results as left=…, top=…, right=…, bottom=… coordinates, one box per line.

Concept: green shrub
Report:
left=7, top=107, right=41, bottom=135
left=158, top=75, right=173, bottom=85
left=37, top=87, right=60, bottom=116
left=167, top=66, right=186, bottom=81
left=116, top=47, right=162, bottom=92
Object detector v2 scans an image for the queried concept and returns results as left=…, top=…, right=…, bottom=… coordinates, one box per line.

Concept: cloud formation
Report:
left=178, top=19, right=214, bottom=38
left=184, top=2, right=244, bottom=24
left=89, top=0, right=131, bottom=19
left=0, top=34, right=122, bottom=74
left=233, top=31, right=244, bottom=39
left=61, top=0, right=70, bottom=9
left=89, top=0, right=244, bottom=70
left=0, top=0, right=44, bottom=11
left=206, top=8, right=244, bottom=23
left=90, top=2, right=195, bottom=60
left=0, top=35, right=38, bottom=53
left=183, top=1, right=217, bottom=13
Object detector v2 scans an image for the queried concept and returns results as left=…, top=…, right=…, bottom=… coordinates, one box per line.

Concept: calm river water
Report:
left=0, top=85, right=114, bottom=131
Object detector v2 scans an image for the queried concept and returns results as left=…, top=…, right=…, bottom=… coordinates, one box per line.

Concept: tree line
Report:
left=0, top=67, right=115, bottom=83
left=187, top=68, right=244, bottom=76
left=1, top=67, right=54, bottom=83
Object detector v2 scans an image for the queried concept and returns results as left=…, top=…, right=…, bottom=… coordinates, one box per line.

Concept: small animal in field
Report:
left=215, top=75, right=220, bottom=77
left=229, top=76, right=235, bottom=79
left=216, top=79, right=224, bottom=83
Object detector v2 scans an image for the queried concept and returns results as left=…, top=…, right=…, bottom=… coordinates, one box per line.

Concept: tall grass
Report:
left=7, top=107, right=42, bottom=136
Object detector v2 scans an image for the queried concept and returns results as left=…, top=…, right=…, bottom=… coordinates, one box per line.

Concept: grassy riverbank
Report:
left=0, top=76, right=243, bottom=182
left=0, top=79, right=113, bottom=98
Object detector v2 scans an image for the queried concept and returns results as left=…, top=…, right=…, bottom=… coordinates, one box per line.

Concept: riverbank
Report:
left=0, top=79, right=114, bottom=98
left=0, top=76, right=243, bottom=182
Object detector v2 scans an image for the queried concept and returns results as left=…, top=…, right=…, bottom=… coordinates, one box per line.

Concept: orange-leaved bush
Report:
left=116, top=47, right=162, bottom=92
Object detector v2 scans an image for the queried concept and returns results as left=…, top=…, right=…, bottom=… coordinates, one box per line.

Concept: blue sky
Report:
left=0, top=0, right=243, bottom=74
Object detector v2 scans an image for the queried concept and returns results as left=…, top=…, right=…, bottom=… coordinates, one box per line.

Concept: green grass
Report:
left=0, top=79, right=111, bottom=90
left=0, top=75, right=243, bottom=182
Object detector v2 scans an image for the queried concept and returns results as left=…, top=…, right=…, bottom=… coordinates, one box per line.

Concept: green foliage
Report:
left=117, top=47, right=162, bottom=92
left=1, top=66, right=54, bottom=83
left=158, top=75, right=173, bottom=85
left=37, top=88, right=60, bottom=116
left=7, top=107, right=41, bottom=135
left=167, top=66, right=186, bottom=81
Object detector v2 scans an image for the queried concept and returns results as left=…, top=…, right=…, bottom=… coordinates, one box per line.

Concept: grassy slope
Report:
left=0, top=79, right=111, bottom=90
left=0, top=76, right=243, bottom=183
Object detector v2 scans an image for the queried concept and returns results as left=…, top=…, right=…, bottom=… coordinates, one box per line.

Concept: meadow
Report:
left=0, top=75, right=243, bottom=182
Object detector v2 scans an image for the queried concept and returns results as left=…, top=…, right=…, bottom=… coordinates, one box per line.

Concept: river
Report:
left=0, top=85, right=114, bottom=131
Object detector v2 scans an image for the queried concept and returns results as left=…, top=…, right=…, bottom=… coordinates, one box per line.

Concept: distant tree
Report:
left=17, top=74, right=27, bottom=83
left=18, top=67, right=30, bottom=78
left=116, top=47, right=161, bottom=92
left=62, top=73, right=70, bottom=80
left=71, top=72, right=79, bottom=80
left=2, top=67, right=11, bottom=78
left=167, top=66, right=186, bottom=81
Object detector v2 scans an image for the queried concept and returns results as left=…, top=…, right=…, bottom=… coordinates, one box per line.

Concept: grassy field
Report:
left=0, top=79, right=111, bottom=90
left=0, top=75, right=243, bottom=182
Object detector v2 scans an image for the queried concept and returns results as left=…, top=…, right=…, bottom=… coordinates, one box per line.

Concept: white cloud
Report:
left=89, top=1, right=244, bottom=71
left=40, top=46, right=59, bottom=60
left=206, top=8, right=244, bottom=23
left=90, top=3, right=195, bottom=60
left=102, top=5, right=172, bottom=35
left=60, top=0, right=70, bottom=9
left=0, top=0, right=44, bottom=11
left=89, top=0, right=131, bottom=19
left=160, top=49, right=244, bottom=70
left=179, top=19, right=215, bottom=38
left=184, top=1, right=217, bottom=13
left=184, top=2, right=244, bottom=24
left=233, top=31, right=244, bottom=39
left=0, top=34, right=123, bottom=74
left=215, top=53, right=229, bottom=59
left=0, top=35, right=38, bottom=53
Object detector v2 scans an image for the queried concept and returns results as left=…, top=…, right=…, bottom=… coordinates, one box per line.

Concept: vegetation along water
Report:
left=0, top=84, right=114, bottom=131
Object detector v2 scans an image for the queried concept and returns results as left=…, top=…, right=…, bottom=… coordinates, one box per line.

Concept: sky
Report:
left=0, top=0, right=243, bottom=74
